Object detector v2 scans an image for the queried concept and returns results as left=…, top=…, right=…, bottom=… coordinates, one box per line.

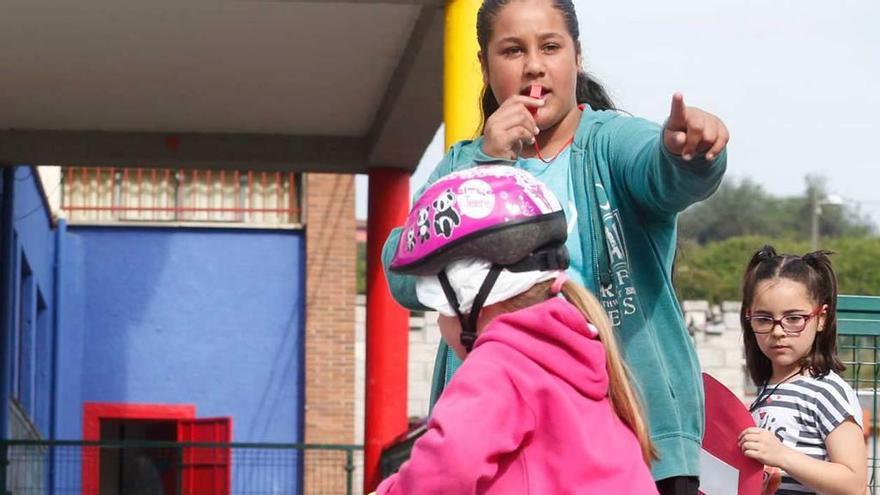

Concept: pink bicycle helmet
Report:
left=390, top=164, right=569, bottom=351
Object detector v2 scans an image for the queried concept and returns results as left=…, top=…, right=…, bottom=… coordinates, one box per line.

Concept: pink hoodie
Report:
left=377, top=297, right=658, bottom=494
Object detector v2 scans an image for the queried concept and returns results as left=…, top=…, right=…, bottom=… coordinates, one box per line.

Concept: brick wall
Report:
left=304, top=173, right=356, bottom=493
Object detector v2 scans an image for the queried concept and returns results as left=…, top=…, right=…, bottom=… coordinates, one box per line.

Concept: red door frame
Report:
left=81, top=402, right=196, bottom=495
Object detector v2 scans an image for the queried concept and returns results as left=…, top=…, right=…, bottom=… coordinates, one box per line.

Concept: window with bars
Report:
left=60, top=167, right=302, bottom=227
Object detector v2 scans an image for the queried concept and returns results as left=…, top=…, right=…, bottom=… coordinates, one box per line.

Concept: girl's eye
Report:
left=505, top=46, right=523, bottom=56
left=782, top=315, right=806, bottom=325
left=543, top=44, right=560, bottom=53
left=750, top=316, right=774, bottom=328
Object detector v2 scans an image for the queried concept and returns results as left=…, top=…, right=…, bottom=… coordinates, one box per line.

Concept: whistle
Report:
left=529, top=84, right=542, bottom=116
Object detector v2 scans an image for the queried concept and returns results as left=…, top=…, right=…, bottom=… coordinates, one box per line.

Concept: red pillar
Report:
left=364, top=167, right=410, bottom=492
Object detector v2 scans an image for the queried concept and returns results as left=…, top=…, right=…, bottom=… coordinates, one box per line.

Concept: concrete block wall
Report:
left=355, top=297, right=441, bottom=442
left=685, top=300, right=753, bottom=401
left=354, top=298, right=441, bottom=494
left=404, top=311, right=443, bottom=418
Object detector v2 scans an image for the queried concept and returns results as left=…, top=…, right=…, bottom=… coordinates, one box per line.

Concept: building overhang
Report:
left=0, top=1, right=445, bottom=174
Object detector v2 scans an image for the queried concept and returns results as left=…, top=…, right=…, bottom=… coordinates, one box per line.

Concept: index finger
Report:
left=738, top=427, right=762, bottom=440
left=665, top=92, right=687, bottom=131
left=493, top=95, right=541, bottom=122
left=501, top=94, right=545, bottom=109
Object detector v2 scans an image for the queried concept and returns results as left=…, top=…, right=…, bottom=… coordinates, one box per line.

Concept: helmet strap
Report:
left=437, top=264, right=503, bottom=353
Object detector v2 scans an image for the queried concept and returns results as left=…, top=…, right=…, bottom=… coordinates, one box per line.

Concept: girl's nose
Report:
left=770, top=322, right=788, bottom=337
left=524, top=52, right=545, bottom=77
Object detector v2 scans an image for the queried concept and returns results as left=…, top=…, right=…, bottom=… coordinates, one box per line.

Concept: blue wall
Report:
left=56, top=227, right=306, bottom=443
left=1, top=167, right=308, bottom=448
left=2, top=167, right=57, bottom=438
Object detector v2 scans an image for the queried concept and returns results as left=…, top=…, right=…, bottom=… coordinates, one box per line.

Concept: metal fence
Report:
left=1, top=440, right=362, bottom=495
left=837, top=295, right=880, bottom=492
left=3, top=296, right=879, bottom=493
left=60, top=167, right=302, bottom=227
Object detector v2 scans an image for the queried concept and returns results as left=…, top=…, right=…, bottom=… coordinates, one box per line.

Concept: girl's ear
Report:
left=576, top=53, right=583, bottom=71
left=817, top=303, right=829, bottom=332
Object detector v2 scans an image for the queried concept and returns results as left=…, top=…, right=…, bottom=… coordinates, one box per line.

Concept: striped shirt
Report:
left=750, top=371, right=863, bottom=494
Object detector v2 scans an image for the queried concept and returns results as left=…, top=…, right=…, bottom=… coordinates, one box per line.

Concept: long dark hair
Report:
left=476, top=0, right=615, bottom=132
left=740, top=245, right=844, bottom=387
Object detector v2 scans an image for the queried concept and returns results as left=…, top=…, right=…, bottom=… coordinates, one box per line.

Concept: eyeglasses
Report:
left=745, top=306, right=824, bottom=335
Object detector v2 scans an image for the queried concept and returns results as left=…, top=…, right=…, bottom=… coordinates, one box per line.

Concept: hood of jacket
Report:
left=474, top=297, right=607, bottom=401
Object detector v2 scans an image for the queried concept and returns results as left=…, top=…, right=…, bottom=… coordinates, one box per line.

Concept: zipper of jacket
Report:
left=583, top=127, right=611, bottom=289
left=572, top=129, right=601, bottom=290
left=585, top=155, right=602, bottom=287
left=579, top=120, right=682, bottom=424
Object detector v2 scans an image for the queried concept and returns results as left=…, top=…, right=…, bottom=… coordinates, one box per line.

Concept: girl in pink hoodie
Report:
left=380, top=165, right=658, bottom=494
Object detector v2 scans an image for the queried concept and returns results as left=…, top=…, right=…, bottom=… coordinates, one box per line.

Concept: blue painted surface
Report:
left=4, top=167, right=57, bottom=437
left=2, top=167, right=309, bottom=491
left=11, top=168, right=54, bottom=297
left=57, top=226, right=306, bottom=444
left=49, top=219, right=66, bottom=442
left=1, top=168, right=14, bottom=440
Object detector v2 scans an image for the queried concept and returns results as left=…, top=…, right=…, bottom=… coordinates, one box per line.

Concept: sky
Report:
left=356, top=0, right=880, bottom=228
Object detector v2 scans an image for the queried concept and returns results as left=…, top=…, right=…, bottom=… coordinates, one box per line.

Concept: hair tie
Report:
left=802, top=250, right=833, bottom=269
left=550, top=272, right=569, bottom=295
left=802, top=252, right=818, bottom=266
left=757, top=245, right=777, bottom=262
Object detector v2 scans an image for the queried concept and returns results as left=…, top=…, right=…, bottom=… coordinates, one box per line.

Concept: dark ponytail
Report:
left=740, top=245, right=844, bottom=386
left=476, top=0, right=616, bottom=133
left=800, top=250, right=841, bottom=377
left=576, top=72, right=615, bottom=111
left=740, top=245, right=778, bottom=385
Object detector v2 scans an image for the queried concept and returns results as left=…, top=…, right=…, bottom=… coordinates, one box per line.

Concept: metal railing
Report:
left=3, top=296, right=878, bottom=493
left=838, top=295, right=880, bottom=492
left=1, top=440, right=362, bottom=495
left=60, top=167, right=302, bottom=227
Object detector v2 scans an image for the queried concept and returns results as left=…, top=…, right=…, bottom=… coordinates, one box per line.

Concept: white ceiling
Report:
left=0, top=1, right=445, bottom=173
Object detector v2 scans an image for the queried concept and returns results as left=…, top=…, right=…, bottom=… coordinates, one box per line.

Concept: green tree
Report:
left=678, top=179, right=775, bottom=244
left=678, top=176, right=874, bottom=244
left=674, top=235, right=880, bottom=303
left=799, top=175, right=875, bottom=240
left=824, top=237, right=880, bottom=296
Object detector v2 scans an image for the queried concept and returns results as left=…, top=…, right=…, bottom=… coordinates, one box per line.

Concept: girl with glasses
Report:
left=737, top=245, right=866, bottom=495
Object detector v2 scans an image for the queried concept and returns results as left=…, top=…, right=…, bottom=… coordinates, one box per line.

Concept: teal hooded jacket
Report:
left=381, top=107, right=726, bottom=481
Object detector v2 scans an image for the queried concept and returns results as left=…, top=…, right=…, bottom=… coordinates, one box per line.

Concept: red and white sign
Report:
left=699, top=373, right=764, bottom=495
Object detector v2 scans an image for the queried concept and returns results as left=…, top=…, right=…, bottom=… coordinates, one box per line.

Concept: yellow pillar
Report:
left=444, top=0, right=484, bottom=149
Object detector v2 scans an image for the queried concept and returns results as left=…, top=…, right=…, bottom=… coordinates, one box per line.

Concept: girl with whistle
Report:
left=382, top=1, right=729, bottom=493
